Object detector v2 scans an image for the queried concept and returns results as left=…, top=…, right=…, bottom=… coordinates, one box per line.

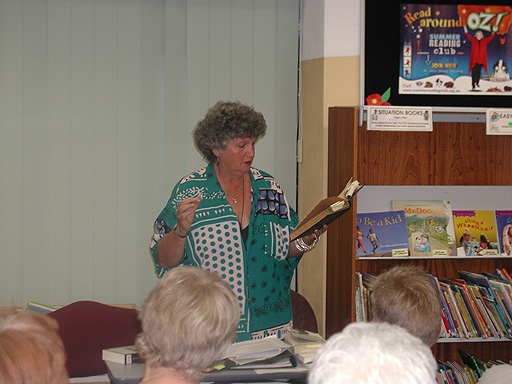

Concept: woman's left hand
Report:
left=289, top=225, right=328, bottom=258
left=303, top=225, right=328, bottom=246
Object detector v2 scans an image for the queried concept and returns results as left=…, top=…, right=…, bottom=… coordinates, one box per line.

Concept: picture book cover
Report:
left=452, top=210, right=499, bottom=256
left=391, top=200, right=449, bottom=257
left=355, top=210, right=410, bottom=257
left=495, top=210, right=512, bottom=256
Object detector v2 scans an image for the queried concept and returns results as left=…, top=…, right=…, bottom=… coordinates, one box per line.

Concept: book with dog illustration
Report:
left=391, top=200, right=449, bottom=257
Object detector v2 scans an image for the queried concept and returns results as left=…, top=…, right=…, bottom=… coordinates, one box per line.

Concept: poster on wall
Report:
left=363, top=0, right=512, bottom=108
left=400, top=4, right=512, bottom=96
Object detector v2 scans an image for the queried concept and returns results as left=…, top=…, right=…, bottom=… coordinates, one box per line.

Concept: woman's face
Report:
left=214, top=137, right=256, bottom=174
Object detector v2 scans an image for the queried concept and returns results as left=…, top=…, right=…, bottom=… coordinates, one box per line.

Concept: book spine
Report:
left=453, top=289, right=478, bottom=338
left=459, top=286, right=487, bottom=338
left=468, top=286, right=495, bottom=337
left=442, top=289, right=464, bottom=338
left=486, top=286, right=512, bottom=336
left=430, top=276, right=456, bottom=338
left=496, top=291, right=512, bottom=327
left=502, top=268, right=512, bottom=282
left=448, top=288, right=471, bottom=338
left=482, top=297, right=506, bottom=337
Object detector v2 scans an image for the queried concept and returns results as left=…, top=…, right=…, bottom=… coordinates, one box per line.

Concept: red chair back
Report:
left=48, top=301, right=141, bottom=377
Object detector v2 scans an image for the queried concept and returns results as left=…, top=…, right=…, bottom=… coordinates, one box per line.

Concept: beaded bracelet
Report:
left=295, top=233, right=320, bottom=252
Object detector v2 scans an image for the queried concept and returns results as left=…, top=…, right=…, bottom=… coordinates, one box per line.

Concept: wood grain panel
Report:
left=358, top=118, right=512, bottom=185
left=434, top=340, right=512, bottom=363
left=326, top=107, right=358, bottom=337
left=356, top=257, right=512, bottom=278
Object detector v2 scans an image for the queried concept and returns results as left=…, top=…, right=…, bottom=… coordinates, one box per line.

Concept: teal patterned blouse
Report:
left=150, top=163, right=300, bottom=341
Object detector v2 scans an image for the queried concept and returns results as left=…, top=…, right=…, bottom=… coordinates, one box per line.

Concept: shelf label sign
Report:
left=486, top=108, right=512, bottom=134
left=367, top=106, right=433, bottom=131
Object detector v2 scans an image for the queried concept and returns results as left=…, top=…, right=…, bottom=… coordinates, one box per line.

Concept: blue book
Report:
left=356, top=210, right=409, bottom=257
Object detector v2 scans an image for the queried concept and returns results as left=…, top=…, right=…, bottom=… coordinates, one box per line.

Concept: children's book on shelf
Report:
left=355, top=272, right=376, bottom=322
left=440, top=278, right=483, bottom=339
left=436, top=361, right=459, bottom=384
left=458, top=349, right=484, bottom=379
left=495, top=268, right=512, bottom=282
left=430, top=275, right=457, bottom=339
left=391, top=200, right=449, bottom=257
left=483, top=273, right=512, bottom=328
left=430, top=269, right=512, bottom=340
left=458, top=270, right=512, bottom=337
left=443, top=200, right=457, bottom=256
left=355, top=210, right=409, bottom=257
left=440, top=278, right=491, bottom=339
left=355, top=272, right=366, bottom=322
left=291, top=178, right=363, bottom=241
left=452, top=210, right=499, bottom=256
left=438, top=280, right=469, bottom=338
left=495, top=210, right=512, bottom=256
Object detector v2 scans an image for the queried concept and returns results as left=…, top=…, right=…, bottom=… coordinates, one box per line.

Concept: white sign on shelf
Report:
left=367, top=106, right=433, bottom=131
left=486, top=109, right=512, bottom=135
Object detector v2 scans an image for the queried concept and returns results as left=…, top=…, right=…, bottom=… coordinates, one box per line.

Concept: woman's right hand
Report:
left=157, top=196, right=202, bottom=269
left=176, top=196, right=202, bottom=235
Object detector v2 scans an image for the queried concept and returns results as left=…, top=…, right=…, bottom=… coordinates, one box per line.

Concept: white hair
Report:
left=308, top=322, right=437, bottom=384
left=136, top=266, right=240, bottom=382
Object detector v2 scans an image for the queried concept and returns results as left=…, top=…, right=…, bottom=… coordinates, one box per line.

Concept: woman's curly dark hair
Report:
left=193, top=101, right=267, bottom=163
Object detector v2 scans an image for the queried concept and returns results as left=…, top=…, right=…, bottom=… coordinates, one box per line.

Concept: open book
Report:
left=290, top=178, right=363, bottom=241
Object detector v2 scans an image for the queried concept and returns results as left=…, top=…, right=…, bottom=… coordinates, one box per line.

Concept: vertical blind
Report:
left=0, top=0, right=299, bottom=306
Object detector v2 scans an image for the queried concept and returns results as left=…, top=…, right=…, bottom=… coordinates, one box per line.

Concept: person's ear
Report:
left=212, top=148, right=221, bottom=158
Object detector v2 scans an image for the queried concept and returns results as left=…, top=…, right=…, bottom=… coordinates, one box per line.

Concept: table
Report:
left=103, top=359, right=308, bottom=383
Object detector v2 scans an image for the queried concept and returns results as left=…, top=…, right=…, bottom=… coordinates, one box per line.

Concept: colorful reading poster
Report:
left=400, top=4, right=512, bottom=95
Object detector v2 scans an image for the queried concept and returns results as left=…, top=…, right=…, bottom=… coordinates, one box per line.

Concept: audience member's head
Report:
left=370, top=265, right=442, bottom=347
left=308, top=322, right=437, bottom=384
left=0, top=312, right=69, bottom=384
left=136, top=265, right=240, bottom=383
left=478, top=364, right=512, bottom=384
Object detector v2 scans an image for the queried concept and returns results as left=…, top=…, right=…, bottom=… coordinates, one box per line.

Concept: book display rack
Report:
left=326, top=106, right=512, bottom=362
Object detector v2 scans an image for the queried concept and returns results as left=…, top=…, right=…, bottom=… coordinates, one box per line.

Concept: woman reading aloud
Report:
left=150, top=101, right=326, bottom=341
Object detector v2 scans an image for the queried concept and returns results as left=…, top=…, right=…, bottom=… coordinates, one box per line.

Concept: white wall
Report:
left=301, top=0, right=360, bottom=60
left=0, top=0, right=300, bottom=307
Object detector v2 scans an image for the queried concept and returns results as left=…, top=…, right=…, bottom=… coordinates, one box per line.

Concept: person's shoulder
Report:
left=250, top=167, right=275, bottom=181
left=177, top=166, right=210, bottom=185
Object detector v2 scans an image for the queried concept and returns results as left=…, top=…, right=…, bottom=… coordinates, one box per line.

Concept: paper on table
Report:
left=69, top=374, right=109, bottom=383
left=222, top=336, right=291, bottom=365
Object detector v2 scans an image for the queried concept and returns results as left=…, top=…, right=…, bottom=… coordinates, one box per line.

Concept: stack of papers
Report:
left=222, top=336, right=291, bottom=366
left=284, top=327, right=326, bottom=364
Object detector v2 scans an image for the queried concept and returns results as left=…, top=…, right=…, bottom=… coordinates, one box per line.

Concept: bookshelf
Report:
left=326, top=106, right=512, bottom=361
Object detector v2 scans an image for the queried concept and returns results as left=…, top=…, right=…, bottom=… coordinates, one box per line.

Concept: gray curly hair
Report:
left=193, top=101, right=267, bottom=163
